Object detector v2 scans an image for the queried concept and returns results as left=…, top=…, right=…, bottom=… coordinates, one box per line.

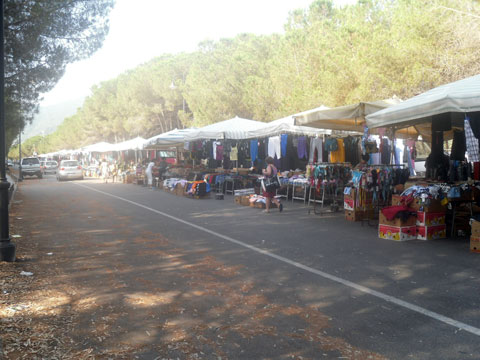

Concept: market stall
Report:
left=365, top=74, right=480, bottom=245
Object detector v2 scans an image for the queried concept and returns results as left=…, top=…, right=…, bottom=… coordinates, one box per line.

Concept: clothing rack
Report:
left=308, top=163, right=352, bottom=215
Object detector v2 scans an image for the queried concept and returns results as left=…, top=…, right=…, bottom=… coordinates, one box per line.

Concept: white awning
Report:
left=184, top=116, right=267, bottom=140
left=144, top=128, right=198, bottom=149
left=366, top=74, right=480, bottom=129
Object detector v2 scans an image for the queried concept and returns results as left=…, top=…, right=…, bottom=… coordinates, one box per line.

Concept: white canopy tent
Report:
left=184, top=116, right=267, bottom=141
left=244, top=122, right=330, bottom=139
left=294, top=99, right=402, bottom=132
left=144, top=128, right=197, bottom=149
left=81, top=142, right=114, bottom=153
left=366, top=74, right=480, bottom=131
left=109, top=137, right=147, bottom=152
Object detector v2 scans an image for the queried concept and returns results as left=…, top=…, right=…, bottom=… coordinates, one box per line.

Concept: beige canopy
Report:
left=294, top=99, right=402, bottom=132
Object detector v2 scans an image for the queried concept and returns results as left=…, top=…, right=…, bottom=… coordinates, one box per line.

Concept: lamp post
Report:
left=0, top=0, right=16, bottom=261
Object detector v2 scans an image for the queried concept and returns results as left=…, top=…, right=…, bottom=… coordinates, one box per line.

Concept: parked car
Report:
left=21, top=157, right=43, bottom=179
left=57, top=160, right=84, bottom=181
left=43, top=160, right=58, bottom=174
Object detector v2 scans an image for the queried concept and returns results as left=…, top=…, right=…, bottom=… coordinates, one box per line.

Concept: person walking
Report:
left=262, top=156, right=283, bottom=213
left=101, top=158, right=110, bottom=183
left=145, top=159, right=155, bottom=189
left=110, top=161, right=118, bottom=183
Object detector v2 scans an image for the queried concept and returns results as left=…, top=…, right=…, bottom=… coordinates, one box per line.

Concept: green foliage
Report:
left=25, top=0, right=480, bottom=153
left=4, top=0, right=115, bottom=151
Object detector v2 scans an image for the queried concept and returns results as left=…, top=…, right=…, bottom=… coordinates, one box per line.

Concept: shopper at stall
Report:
left=110, top=161, right=118, bottom=183
left=158, top=157, right=168, bottom=179
left=145, top=159, right=155, bottom=189
left=262, top=156, right=283, bottom=213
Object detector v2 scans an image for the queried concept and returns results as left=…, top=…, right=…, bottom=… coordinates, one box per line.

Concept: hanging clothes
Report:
left=330, top=138, right=345, bottom=163
left=451, top=130, right=467, bottom=161
left=230, top=146, right=238, bottom=161
left=280, top=134, right=288, bottom=157
left=250, top=140, right=258, bottom=163
left=308, top=138, right=323, bottom=163
left=380, top=139, right=391, bottom=165
left=216, top=144, right=224, bottom=161
left=297, top=136, right=308, bottom=159
left=368, top=153, right=381, bottom=165
left=268, top=136, right=282, bottom=159
left=465, top=117, right=480, bottom=162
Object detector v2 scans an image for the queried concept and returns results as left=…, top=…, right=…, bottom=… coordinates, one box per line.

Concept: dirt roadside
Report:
left=0, top=182, right=386, bottom=359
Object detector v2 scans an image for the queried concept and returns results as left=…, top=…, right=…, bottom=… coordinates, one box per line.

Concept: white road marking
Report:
left=76, top=183, right=480, bottom=337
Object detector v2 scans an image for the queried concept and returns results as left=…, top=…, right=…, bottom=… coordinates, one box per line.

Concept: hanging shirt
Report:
left=330, top=139, right=345, bottom=163
left=230, top=146, right=238, bottom=161
left=465, top=117, right=480, bottom=162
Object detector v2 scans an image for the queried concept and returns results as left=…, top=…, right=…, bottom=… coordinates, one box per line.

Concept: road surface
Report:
left=1, top=173, right=479, bottom=359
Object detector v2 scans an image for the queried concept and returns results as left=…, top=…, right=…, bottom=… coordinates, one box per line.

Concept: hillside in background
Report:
left=22, top=97, right=85, bottom=141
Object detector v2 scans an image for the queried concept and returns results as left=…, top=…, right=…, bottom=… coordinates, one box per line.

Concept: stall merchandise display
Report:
left=346, top=166, right=410, bottom=222
left=185, top=134, right=364, bottom=173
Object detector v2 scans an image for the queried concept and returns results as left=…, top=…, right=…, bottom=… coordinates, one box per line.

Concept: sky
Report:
left=40, top=0, right=356, bottom=107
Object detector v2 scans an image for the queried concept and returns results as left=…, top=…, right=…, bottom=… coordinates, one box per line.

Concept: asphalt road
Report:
left=7, top=173, right=480, bottom=359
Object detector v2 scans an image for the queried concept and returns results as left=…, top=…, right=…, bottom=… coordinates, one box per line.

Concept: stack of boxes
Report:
left=378, top=209, right=417, bottom=241
left=379, top=195, right=446, bottom=241
left=344, top=188, right=373, bottom=221
left=470, top=220, right=480, bottom=253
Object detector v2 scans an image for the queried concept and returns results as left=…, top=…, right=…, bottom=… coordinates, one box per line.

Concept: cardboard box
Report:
left=174, top=183, right=186, bottom=196
left=416, top=225, right=447, bottom=240
left=471, top=220, right=480, bottom=238
left=345, top=210, right=363, bottom=222
left=379, top=212, right=416, bottom=227
left=235, top=195, right=251, bottom=206
left=470, top=236, right=480, bottom=253
left=410, top=198, right=446, bottom=213
left=391, top=194, right=403, bottom=206
left=241, top=195, right=251, bottom=206
left=416, top=212, right=446, bottom=226
left=392, top=195, right=446, bottom=213
left=379, top=225, right=417, bottom=241
left=344, top=198, right=355, bottom=211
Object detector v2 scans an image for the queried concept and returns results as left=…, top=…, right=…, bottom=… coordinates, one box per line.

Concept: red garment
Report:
left=475, top=162, right=480, bottom=180
left=381, top=205, right=410, bottom=221
left=263, top=190, right=275, bottom=199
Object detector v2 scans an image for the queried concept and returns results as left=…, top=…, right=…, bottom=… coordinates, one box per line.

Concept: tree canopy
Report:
left=10, top=0, right=480, bottom=157
left=5, top=0, right=115, bottom=150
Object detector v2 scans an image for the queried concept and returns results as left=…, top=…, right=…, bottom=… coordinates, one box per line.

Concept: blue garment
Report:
left=297, top=136, right=307, bottom=159
left=250, top=140, right=258, bottom=163
left=395, top=147, right=402, bottom=165
left=280, top=134, right=288, bottom=157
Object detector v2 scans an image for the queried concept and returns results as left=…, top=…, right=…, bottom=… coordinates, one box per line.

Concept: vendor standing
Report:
left=158, top=157, right=168, bottom=179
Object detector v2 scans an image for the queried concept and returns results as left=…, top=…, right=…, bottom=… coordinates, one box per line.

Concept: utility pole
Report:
left=0, top=0, right=16, bottom=261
